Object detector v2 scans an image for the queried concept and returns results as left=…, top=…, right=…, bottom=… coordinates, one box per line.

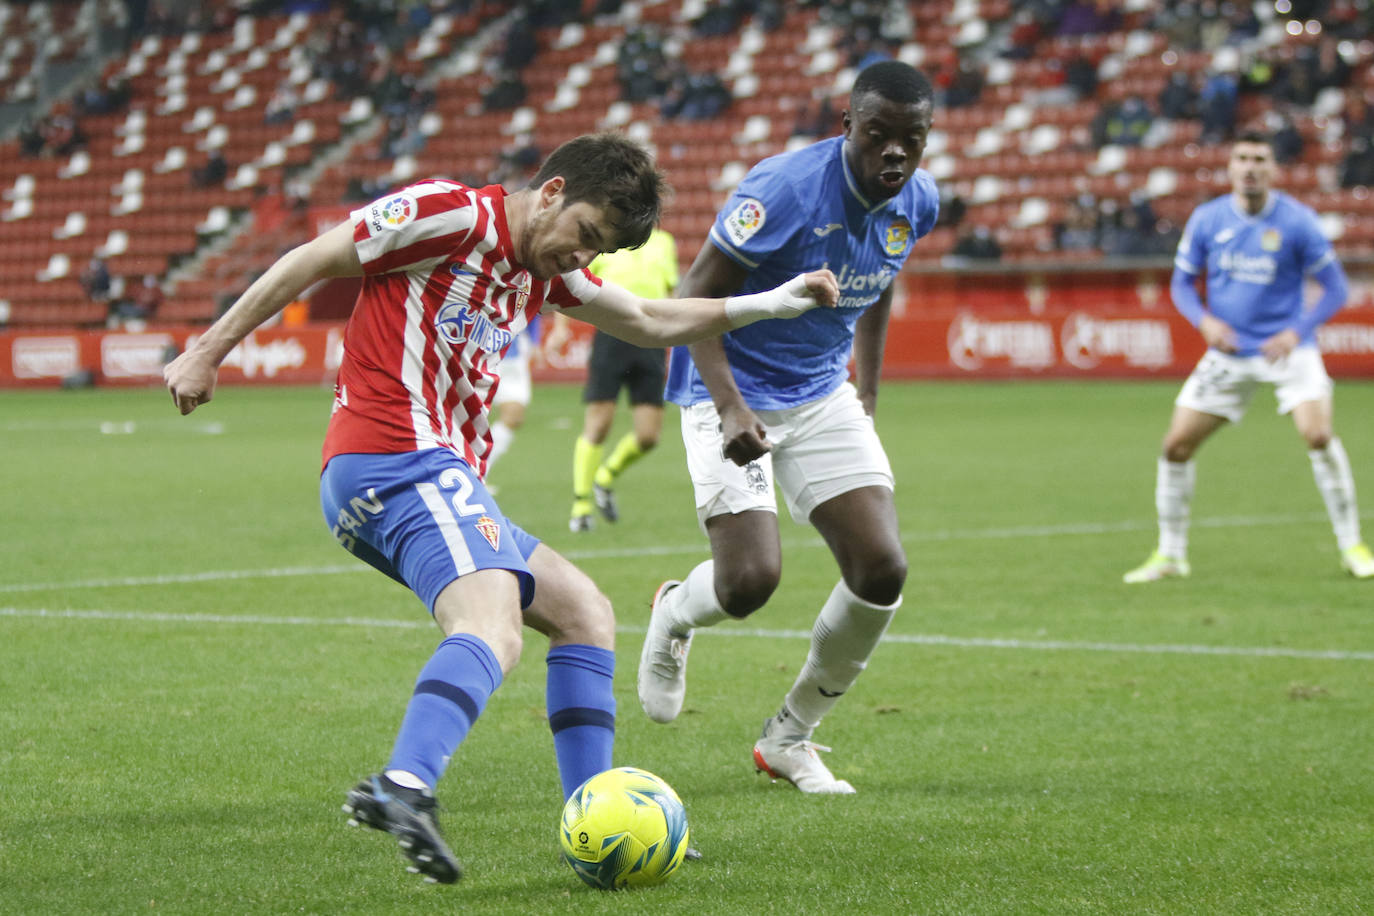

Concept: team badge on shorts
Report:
left=476, top=515, right=501, bottom=550
left=1260, top=228, right=1281, bottom=252
left=743, top=461, right=769, bottom=494
left=884, top=218, right=912, bottom=256
left=725, top=198, right=766, bottom=246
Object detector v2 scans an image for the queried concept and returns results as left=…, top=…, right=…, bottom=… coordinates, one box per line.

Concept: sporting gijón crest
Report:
left=476, top=515, right=500, bottom=550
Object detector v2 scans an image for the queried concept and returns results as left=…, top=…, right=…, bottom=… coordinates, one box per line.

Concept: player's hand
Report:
left=1199, top=314, right=1239, bottom=354
left=1260, top=328, right=1299, bottom=363
left=719, top=403, right=770, bottom=466
left=164, top=351, right=218, bottom=415
left=796, top=269, right=839, bottom=310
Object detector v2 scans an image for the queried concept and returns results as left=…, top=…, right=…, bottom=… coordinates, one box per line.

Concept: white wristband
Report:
left=723, top=273, right=817, bottom=327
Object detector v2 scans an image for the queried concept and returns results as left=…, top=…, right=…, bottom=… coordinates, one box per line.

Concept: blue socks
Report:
left=387, top=633, right=502, bottom=789
left=546, top=645, right=616, bottom=799
left=384, top=638, right=614, bottom=800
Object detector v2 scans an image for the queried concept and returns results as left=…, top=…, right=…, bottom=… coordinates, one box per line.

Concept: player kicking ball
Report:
left=165, top=132, right=836, bottom=883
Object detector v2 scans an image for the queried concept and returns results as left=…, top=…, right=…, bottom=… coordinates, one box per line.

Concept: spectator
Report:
left=1199, top=60, right=1240, bottom=143
left=264, top=82, right=299, bottom=125
left=951, top=225, right=1002, bottom=260
left=1055, top=195, right=1100, bottom=251
left=81, top=256, right=112, bottom=303
left=482, top=70, right=527, bottom=112
left=791, top=96, right=836, bottom=139
left=1341, top=135, right=1374, bottom=188
left=1104, top=96, right=1154, bottom=147
left=1057, top=0, right=1121, bottom=36
left=191, top=149, right=228, bottom=187
left=1158, top=71, right=1198, bottom=120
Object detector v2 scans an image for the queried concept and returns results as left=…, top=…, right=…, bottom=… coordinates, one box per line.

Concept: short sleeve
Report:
left=349, top=180, right=484, bottom=276
left=708, top=166, right=803, bottom=270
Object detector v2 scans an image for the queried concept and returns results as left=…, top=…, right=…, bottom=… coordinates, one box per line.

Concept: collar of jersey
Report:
left=1227, top=190, right=1278, bottom=222
left=838, top=142, right=900, bottom=217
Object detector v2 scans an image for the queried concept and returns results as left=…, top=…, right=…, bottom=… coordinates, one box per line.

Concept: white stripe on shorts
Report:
left=414, top=482, right=477, bottom=578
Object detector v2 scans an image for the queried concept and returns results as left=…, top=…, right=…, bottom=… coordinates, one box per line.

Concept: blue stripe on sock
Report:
left=548, top=706, right=616, bottom=734
left=546, top=644, right=616, bottom=799
left=414, top=679, right=481, bottom=724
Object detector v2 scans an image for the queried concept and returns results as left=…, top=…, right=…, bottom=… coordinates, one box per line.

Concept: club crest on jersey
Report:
left=369, top=192, right=417, bottom=232
left=1260, top=228, right=1282, bottom=251
left=436, top=302, right=514, bottom=352
left=475, top=515, right=500, bottom=550
left=725, top=198, right=766, bottom=246
left=884, top=218, right=912, bottom=256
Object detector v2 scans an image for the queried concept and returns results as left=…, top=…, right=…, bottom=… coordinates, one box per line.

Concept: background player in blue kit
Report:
left=636, top=61, right=939, bottom=793
left=1124, top=132, right=1374, bottom=583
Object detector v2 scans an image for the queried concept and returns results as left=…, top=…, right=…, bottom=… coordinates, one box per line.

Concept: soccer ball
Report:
left=558, top=766, right=690, bottom=889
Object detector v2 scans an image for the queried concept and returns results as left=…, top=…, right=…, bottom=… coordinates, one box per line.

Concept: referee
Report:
left=570, top=225, right=679, bottom=530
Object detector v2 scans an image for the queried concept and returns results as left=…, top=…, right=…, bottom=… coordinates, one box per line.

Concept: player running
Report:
left=636, top=61, right=939, bottom=793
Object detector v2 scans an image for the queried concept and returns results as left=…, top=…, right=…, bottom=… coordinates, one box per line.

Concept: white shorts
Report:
left=493, top=345, right=532, bottom=407
left=680, top=382, right=894, bottom=527
left=1175, top=345, right=1332, bottom=423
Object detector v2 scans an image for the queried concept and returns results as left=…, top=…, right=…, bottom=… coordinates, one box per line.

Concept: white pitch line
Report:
left=2, top=607, right=1371, bottom=662
left=4, top=511, right=1356, bottom=595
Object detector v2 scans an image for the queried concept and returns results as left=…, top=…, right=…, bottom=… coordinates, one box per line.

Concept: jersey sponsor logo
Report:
left=824, top=261, right=896, bottom=309
left=724, top=198, right=765, bottom=246
left=369, top=192, right=417, bottom=232
left=1216, top=250, right=1277, bottom=284
left=436, top=302, right=515, bottom=352
left=475, top=515, right=501, bottom=550
left=884, top=218, right=912, bottom=256
left=813, top=222, right=843, bottom=237
left=1260, top=228, right=1281, bottom=251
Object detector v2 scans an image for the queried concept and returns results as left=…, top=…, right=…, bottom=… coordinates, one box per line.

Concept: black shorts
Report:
left=582, top=331, right=667, bottom=406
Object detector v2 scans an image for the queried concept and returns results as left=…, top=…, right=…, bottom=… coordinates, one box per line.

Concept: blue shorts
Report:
left=320, top=449, right=539, bottom=613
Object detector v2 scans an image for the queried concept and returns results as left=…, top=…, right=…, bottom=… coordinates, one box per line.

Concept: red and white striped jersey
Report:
left=321, top=179, right=603, bottom=476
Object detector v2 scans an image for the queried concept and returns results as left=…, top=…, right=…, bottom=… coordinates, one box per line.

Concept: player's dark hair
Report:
left=530, top=132, right=667, bottom=250
left=1234, top=130, right=1274, bottom=149
left=851, top=60, right=934, bottom=108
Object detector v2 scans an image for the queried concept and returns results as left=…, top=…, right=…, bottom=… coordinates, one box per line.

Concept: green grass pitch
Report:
left=1, top=378, right=1371, bottom=915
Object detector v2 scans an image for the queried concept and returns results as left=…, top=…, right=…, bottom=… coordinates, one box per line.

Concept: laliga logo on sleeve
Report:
left=725, top=198, right=765, bottom=245
left=371, top=192, right=416, bottom=231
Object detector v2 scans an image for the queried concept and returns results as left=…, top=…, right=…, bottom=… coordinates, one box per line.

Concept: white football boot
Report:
left=752, top=709, right=855, bottom=794
left=637, top=580, right=692, bottom=723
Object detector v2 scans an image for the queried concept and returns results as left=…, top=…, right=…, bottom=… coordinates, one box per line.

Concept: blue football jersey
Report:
left=665, top=136, right=939, bottom=409
left=1174, top=191, right=1338, bottom=356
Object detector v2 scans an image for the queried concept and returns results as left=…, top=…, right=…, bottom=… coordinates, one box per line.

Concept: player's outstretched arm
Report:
left=575, top=269, right=838, bottom=348
left=164, top=222, right=363, bottom=414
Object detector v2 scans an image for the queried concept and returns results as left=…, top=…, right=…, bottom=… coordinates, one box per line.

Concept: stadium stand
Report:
left=0, top=0, right=1370, bottom=330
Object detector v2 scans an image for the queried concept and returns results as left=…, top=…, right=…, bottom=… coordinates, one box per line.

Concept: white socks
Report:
left=661, top=560, right=730, bottom=637
left=1310, top=437, right=1362, bottom=551
left=486, top=422, right=515, bottom=470
left=1155, top=457, right=1195, bottom=559
left=784, top=579, right=900, bottom=732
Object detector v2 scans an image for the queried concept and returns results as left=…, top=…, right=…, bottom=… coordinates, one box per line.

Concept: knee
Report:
left=562, top=588, right=616, bottom=649
left=845, top=551, right=907, bottom=607
left=1162, top=440, right=1195, bottom=463
left=715, top=561, right=780, bottom=618
left=485, top=627, right=524, bottom=674
left=1302, top=429, right=1331, bottom=451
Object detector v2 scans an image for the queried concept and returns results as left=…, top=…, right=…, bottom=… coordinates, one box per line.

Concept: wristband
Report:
left=723, top=273, right=815, bottom=327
